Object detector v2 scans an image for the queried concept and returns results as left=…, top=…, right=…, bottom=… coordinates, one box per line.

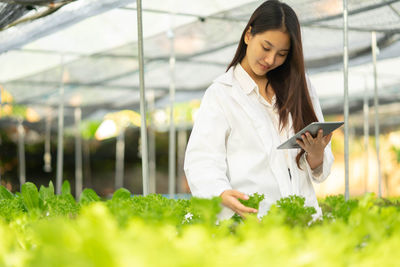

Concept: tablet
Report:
left=277, top=121, right=344, bottom=149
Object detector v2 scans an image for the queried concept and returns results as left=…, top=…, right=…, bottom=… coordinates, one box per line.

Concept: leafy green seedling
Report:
left=80, top=188, right=101, bottom=205
left=232, top=193, right=265, bottom=223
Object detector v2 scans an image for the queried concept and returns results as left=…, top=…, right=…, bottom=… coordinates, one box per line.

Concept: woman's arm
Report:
left=184, top=85, right=233, bottom=198
left=297, top=129, right=332, bottom=169
left=184, top=85, right=258, bottom=217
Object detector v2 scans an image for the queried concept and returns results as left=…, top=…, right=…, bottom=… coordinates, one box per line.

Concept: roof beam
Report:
left=302, top=0, right=400, bottom=24
left=0, top=0, right=136, bottom=53
left=120, top=7, right=245, bottom=22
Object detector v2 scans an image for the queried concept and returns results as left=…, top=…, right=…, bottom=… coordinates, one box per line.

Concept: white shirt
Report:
left=184, top=64, right=334, bottom=220
left=234, top=63, right=323, bottom=180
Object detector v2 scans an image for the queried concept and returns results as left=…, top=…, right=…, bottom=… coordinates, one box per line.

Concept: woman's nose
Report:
left=263, top=54, right=275, bottom=66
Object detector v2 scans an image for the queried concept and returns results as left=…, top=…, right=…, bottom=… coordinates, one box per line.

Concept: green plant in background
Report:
left=79, top=188, right=101, bottom=205
left=81, top=120, right=102, bottom=140
left=0, top=185, right=13, bottom=200
left=392, top=146, right=400, bottom=163
left=319, top=194, right=359, bottom=222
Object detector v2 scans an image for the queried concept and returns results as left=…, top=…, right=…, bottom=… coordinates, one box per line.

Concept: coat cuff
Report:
left=186, top=169, right=232, bottom=199
left=300, top=152, right=324, bottom=183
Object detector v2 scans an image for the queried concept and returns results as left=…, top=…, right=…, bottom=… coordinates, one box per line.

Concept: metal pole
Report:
left=56, top=57, right=65, bottom=195
left=168, top=23, right=176, bottom=197
left=83, top=140, right=92, bottom=188
left=115, top=127, right=125, bottom=189
left=17, top=119, right=26, bottom=188
left=343, top=0, right=350, bottom=201
left=371, top=31, right=382, bottom=198
left=148, top=90, right=157, bottom=193
left=0, top=87, right=2, bottom=183
left=177, top=129, right=188, bottom=193
left=74, top=107, right=83, bottom=198
left=136, top=0, right=150, bottom=196
left=0, top=135, right=2, bottom=183
left=363, top=76, right=369, bottom=194
left=43, top=109, right=52, bottom=173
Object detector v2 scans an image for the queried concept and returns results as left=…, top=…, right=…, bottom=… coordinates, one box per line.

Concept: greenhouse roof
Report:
left=0, top=0, right=399, bottom=131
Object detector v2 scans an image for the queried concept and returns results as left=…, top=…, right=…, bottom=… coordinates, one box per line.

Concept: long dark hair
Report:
left=227, top=0, right=318, bottom=168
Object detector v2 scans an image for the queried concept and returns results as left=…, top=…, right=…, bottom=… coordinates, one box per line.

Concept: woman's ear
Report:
left=244, top=26, right=252, bottom=45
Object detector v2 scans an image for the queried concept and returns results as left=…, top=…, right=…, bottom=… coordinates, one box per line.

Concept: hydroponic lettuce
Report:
left=1, top=182, right=400, bottom=266
left=232, top=193, right=264, bottom=222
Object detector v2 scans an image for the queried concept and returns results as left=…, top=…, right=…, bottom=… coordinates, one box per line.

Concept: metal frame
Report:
left=115, top=126, right=125, bottom=189
left=167, top=17, right=177, bottom=197
left=55, top=56, right=65, bottom=195
left=1, top=0, right=399, bottom=198
left=371, top=31, right=383, bottom=197
left=17, top=118, right=25, bottom=188
left=74, top=106, right=83, bottom=198
left=343, top=0, right=350, bottom=201
left=136, top=0, right=150, bottom=196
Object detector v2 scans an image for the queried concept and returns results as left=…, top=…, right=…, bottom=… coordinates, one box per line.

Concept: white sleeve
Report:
left=184, top=85, right=232, bottom=198
left=303, top=75, right=335, bottom=183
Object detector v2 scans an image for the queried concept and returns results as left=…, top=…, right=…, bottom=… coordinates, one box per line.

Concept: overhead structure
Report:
left=0, top=0, right=399, bottom=196
left=0, top=0, right=399, bottom=124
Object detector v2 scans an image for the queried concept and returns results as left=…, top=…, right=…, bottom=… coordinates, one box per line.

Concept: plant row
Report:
left=1, top=182, right=400, bottom=266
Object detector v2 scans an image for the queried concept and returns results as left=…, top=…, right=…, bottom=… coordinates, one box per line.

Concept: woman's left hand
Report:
left=296, top=129, right=332, bottom=169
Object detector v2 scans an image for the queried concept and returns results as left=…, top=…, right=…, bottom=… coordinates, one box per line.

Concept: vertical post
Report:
left=343, top=0, right=350, bottom=201
left=167, top=20, right=176, bottom=198
left=44, top=109, right=52, bottom=173
left=115, top=127, right=125, bottom=189
left=83, top=140, right=92, bottom=188
left=136, top=0, right=150, bottom=196
left=0, top=134, right=2, bottom=183
left=0, top=87, right=2, bottom=183
left=177, top=129, right=187, bottom=193
left=17, top=119, right=26, bottom=189
left=148, top=90, right=157, bottom=193
left=363, top=76, right=369, bottom=194
left=74, top=107, right=83, bottom=199
left=56, top=57, right=65, bottom=195
left=371, top=31, right=382, bottom=198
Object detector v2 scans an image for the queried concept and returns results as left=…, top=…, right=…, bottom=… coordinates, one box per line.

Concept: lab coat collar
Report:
left=215, top=69, right=293, bottom=197
left=213, top=65, right=255, bottom=95
left=213, top=67, right=234, bottom=87
left=233, top=64, right=257, bottom=95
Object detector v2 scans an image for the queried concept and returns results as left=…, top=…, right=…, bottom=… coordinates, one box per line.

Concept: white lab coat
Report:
left=184, top=66, right=334, bottom=220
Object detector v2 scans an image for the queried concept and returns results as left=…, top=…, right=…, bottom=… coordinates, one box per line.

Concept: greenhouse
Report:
left=0, top=0, right=400, bottom=266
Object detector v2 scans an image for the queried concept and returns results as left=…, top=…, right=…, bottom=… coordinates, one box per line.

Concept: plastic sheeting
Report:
left=0, top=0, right=399, bottom=128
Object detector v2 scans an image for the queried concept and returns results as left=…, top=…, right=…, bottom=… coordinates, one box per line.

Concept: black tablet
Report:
left=277, top=121, right=344, bottom=149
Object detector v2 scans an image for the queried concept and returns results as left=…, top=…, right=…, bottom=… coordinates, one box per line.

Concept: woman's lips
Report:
left=259, top=62, right=269, bottom=70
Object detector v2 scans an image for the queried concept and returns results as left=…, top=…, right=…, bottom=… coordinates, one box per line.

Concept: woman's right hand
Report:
left=220, top=190, right=258, bottom=218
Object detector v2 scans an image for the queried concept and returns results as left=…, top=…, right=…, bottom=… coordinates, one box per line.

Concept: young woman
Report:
left=184, top=0, right=334, bottom=220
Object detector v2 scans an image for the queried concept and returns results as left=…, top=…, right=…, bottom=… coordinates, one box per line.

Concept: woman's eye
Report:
left=263, top=47, right=270, bottom=51
left=278, top=54, right=287, bottom=57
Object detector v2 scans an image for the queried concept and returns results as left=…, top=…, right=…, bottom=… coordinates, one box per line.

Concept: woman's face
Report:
left=242, top=28, right=291, bottom=80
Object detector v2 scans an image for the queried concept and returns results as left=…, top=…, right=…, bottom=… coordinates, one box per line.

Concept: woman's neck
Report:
left=240, top=57, right=267, bottom=85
